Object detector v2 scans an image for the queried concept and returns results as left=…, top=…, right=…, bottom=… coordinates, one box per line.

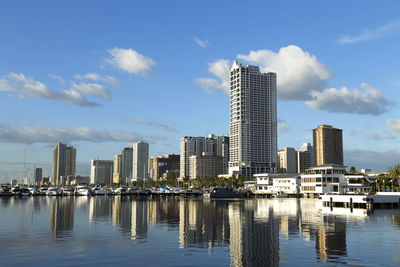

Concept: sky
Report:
left=1, top=0, right=400, bottom=181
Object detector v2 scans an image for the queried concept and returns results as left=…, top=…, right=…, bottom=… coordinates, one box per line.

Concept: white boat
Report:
left=62, top=187, right=74, bottom=196
left=46, top=187, right=60, bottom=196
left=39, top=187, right=48, bottom=196
left=91, top=185, right=105, bottom=195
left=75, top=185, right=91, bottom=196
left=28, top=187, right=40, bottom=196
left=114, top=187, right=127, bottom=195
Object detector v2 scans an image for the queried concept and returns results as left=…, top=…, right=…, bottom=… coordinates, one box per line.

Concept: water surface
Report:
left=1, top=197, right=399, bottom=266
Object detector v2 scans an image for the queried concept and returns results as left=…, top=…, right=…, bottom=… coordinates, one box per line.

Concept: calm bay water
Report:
left=1, top=196, right=400, bottom=266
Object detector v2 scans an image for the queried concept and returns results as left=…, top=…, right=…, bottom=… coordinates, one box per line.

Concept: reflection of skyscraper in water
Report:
left=131, top=200, right=148, bottom=239
left=49, top=198, right=74, bottom=238
left=89, top=197, right=112, bottom=222
left=316, top=219, right=347, bottom=263
left=112, top=198, right=148, bottom=238
left=112, top=198, right=132, bottom=236
left=228, top=202, right=279, bottom=267
left=179, top=199, right=229, bottom=248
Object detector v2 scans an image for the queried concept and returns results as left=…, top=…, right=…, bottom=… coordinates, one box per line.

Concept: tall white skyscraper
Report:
left=132, top=141, right=149, bottom=181
left=228, top=60, right=277, bottom=177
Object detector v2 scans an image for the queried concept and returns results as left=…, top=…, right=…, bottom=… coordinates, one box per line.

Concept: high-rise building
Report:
left=297, top=143, right=313, bottom=173
left=121, top=147, right=133, bottom=183
left=313, top=125, right=343, bottom=166
left=132, top=141, right=149, bottom=181
left=90, top=160, right=114, bottom=185
left=180, top=134, right=229, bottom=180
left=149, top=154, right=180, bottom=181
left=113, top=154, right=122, bottom=184
left=34, top=167, right=42, bottom=184
left=277, top=147, right=297, bottom=173
left=52, top=142, right=76, bottom=186
left=228, top=61, right=277, bottom=177
left=189, top=155, right=224, bottom=179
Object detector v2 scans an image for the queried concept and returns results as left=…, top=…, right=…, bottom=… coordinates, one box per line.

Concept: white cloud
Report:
left=0, top=123, right=167, bottom=144
left=386, top=119, right=400, bottom=133
left=194, top=59, right=230, bottom=94
left=106, top=48, right=155, bottom=75
left=278, top=123, right=290, bottom=133
left=194, top=37, right=211, bottom=48
left=0, top=73, right=101, bottom=107
left=305, top=83, right=392, bottom=115
left=49, top=74, right=66, bottom=85
left=237, top=45, right=333, bottom=100
left=71, top=82, right=111, bottom=100
left=129, top=118, right=178, bottom=132
left=338, top=19, right=400, bottom=44
left=74, top=73, right=124, bottom=88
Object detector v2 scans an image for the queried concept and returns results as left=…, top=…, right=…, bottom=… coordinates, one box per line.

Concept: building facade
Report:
left=132, top=141, right=149, bottom=181
left=180, top=134, right=229, bottom=180
left=149, top=154, right=180, bottom=181
left=52, top=142, right=76, bottom=186
left=297, top=143, right=313, bottom=173
left=121, top=147, right=133, bottom=184
left=189, top=155, right=224, bottom=179
left=90, top=160, right=114, bottom=185
left=277, top=147, right=297, bottom=173
left=34, top=167, right=42, bottom=185
left=228, top=60, right=277, bottom=177
left=113, top=154, right=122, bottom=184
left=313, top=125, right=343, bottom=166
left=300, top=164, right=347, bottom=195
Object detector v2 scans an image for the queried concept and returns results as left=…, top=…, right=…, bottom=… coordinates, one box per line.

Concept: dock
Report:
left=321, top=192, right=400, bottom=210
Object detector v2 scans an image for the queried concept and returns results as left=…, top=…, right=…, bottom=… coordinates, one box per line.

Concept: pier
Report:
left=321, top=192, right=400, bottom=210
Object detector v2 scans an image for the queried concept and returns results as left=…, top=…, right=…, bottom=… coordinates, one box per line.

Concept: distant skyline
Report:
left=1, top=1, right=400, bottom=181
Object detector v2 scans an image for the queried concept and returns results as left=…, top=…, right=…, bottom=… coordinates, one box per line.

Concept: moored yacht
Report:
left=91, top=185, right=105, bottom=195
left=28, top=187, right=40, bottom=196
left=46, top=187, right=60, bottom=196
left=75, top=185, right=91, bottom=196
left=39, top=186, right=48, bottom=196
left=61, top=187, right=74, bottom=196
left=0, top=184, right=12, bottom=197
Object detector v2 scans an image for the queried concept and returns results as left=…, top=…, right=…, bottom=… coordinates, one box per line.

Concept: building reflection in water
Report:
left=229, top=201, right=280, bottom=267
left=112, top=197, right=148, bottom=239
left=89, top=196, right=112, bottom=223
left=49, top=197, right=74, bottom=238
left=179, top=199, right=230, bottom=249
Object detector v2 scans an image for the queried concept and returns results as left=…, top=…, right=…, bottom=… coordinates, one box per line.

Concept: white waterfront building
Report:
left=300, top=164, right=347, bottom=195
left=254, top=173, right=300, bottom=195
left=132, top=141, right=149, bottom=182
left=228, top=60, right=277, bottom=177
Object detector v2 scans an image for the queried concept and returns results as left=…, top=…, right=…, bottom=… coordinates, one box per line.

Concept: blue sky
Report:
left=1, top=0, right=400, bottom=180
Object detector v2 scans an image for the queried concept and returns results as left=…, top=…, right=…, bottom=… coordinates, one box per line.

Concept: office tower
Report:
left=209, top=134, right=230, bottom=174
left=297, top=143, right=313, bottom=173
left=189, top=155, right=224, bottom=179
left=113, top=154, right=122, bottom=184
left=52, top=142, right=76, bottom=186
left=149, top=154, right=180, bottom=181
left=313, top=125, right=343, bottom=166
left=180, top=134, right=229, bottom=180
left=121, top=147, right=133, bottom=183
left=34, top=167, right=42, bottom=184
left=229, top=60, right=277, bottom=177
left=90, top=160, right=114, bottom=185
left=132, top=141, right=149, bottom=181
left=277, top=147, right=297, bottom=173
